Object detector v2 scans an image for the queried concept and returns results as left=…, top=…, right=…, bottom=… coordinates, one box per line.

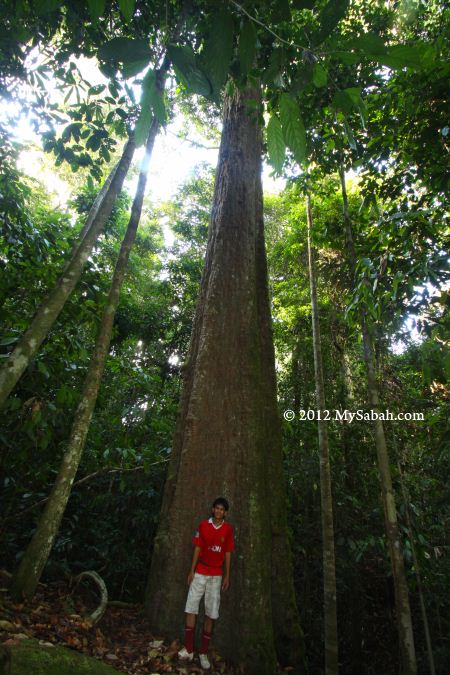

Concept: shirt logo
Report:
left=208, top=545, right=222, bottom=553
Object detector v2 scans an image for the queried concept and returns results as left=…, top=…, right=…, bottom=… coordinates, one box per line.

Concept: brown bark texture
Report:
left=306, top=194, right=339, bottom=674
left=339, top=165, right=417, bottom=675
left=145, top=84, right=304, bottom=674
left=0, top=137, right=135, bottom=408
left=10, top=121, right=158, bottom=600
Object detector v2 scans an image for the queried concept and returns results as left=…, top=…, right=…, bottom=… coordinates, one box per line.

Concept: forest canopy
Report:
left=0, top=1, right=449, bottom=674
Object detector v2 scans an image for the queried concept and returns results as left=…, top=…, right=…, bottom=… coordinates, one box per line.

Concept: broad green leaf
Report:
left=121, top=59, right=150, bottom=79
left=201, top=8, right=234, bottom=96
left=343, top=119, right=357, bottom=150
left=279, top=94, right=306, bottom=164
left=332, top=90, right=353, bottom=114
left=263, top=48, right=285, bottom=87
left=378, top=43, right=430, bottom=69
left=342, top=87, right=362, bottom=106
left=267, top=115, right=286, bottom=173
left=168, top=45, right=212, bottom=97
left=312, top=0, right=349, bottom=46
left=347, top=33, right=387, bottom=56
left=98, top=38, right=152, bottom=64
left=134, top=106, right=153, bottom=147
left=290, top=61, right=314, bottom=93
left=333, top=51, right=359, bottom=65
left=312, top=63, right=327, bottom=87
left=139, top=69, right=166, bottom=129
left=118, top=0, right=135, bottom=22
left=239, top=21, right=257, bottom=75
left=87, top=0, right=106, bottom=20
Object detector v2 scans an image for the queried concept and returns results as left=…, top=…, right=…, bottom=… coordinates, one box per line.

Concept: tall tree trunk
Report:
left=145, top=84, right=304, bottom=674
left=338, top=165, right=417, bottom=675
left=0, top=137, right=135, bottom=408
left=306, top=194, right=339, bottom=674
left=10, top=119, right=159, bottom=600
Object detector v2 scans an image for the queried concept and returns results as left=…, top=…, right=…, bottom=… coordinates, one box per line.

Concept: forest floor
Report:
left=0, top=572, right=243, bottom=674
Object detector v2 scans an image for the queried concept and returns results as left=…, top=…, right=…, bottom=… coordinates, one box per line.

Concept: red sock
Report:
left=184, top=625, right=194, bottom=653
left=199, top=630, right=212, bottom=654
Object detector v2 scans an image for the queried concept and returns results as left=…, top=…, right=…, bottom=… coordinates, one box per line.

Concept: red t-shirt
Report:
left=193, top=518, right=235, bottom=576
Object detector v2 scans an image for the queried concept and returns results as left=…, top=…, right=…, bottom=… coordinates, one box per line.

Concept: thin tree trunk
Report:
left=145, top=83, right=304, bottom=673
left=0, top=137, right=135, bottom=408
left=306, top=193, right=339, bottom=674
left=10, top=119, right=159, bottom=600
left=397, top=459, right=436, bottom=675
left=65, top=163, right=119, bottom=269
left=339, top=165, right=417, bottom=674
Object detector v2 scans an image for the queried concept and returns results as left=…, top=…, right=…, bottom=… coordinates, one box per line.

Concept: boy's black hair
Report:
left=213, top=496, right=229, bottom=511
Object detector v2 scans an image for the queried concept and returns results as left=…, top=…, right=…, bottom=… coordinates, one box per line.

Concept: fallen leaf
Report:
left=149, top=639, right=164, bottom=648
left=106, top=653, right=119, bottom=661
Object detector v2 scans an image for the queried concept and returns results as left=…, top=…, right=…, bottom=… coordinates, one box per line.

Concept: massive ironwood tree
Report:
left=145, top=83, right=303, bottom=673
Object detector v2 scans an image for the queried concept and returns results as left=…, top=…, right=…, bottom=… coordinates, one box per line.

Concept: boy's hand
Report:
left=221, top=576, right=230, bottom=592
left=187, top=572, right=195, bottom=585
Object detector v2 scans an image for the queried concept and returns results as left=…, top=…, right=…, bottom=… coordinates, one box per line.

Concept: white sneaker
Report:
left=199, top=653, right=211, bottom=669
left=178, top=646, right=194, bottom=661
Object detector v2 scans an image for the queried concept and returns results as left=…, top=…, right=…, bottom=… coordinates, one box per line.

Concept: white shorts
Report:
left=185, top=572, right=222, bottom=620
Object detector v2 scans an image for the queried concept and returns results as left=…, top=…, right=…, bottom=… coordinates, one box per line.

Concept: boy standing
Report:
left=178, top=497, right=234, bottom=670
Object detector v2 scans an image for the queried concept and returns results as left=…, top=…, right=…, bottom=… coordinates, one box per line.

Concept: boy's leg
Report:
left=200, top=576, right=221, bottom=655
left=180, top=573, right=207, bottom=656
left=184, top=613, right=196, bottom=653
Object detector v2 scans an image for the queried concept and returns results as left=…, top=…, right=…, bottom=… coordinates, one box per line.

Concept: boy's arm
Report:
left=222, top=551, right=231, bottom=591
left=187, top=546, right=201, bottom=584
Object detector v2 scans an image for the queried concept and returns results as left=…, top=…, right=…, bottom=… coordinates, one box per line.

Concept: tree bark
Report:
left=339, top=165, right=417, bottom=675
left=0, top=137, right=135, bottom=408
left=10, top=119, right=158, bottom=600
left=145, top=83, right=304, bottom=674
left=306, top=193, right=339, bottom=674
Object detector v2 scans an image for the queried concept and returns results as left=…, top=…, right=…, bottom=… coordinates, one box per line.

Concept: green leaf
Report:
left=279, top=94, right=306, bottom=164
left=378, top=43, right=430, bottom=70
left=312, top=63, right=327, bottom=87
left=347, top=32, right=387, bottom=56
left=263, top=48, right=285, bottom=87
left=312, top=0, right=349, bottom=46
left=290, top=61, right=314, bottom=93
left=332, top=89, right=358, bottom=114
left=98, top=38, right=152, bottom=64
left=201, top=8, right=234, bottom=96
left=121, top=59, right=150, bottom=79
left=145, top=70, right=166, bottom=125
left=168, top=45, right=212, bottom=97
left=343, top=119, right=357, bottom=149
left=135, top=69, right=165, bottom=145
left=239, top=21, right=257, bottom=76
left=86, top=0, right=105, bottom=20
left=134, top=107, right=152, bottom=147
left=267, top=115, right=286, bottom=173
left=86, top=133, right=102, bottom=152
left=118, top=0, right=135, bottom=22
